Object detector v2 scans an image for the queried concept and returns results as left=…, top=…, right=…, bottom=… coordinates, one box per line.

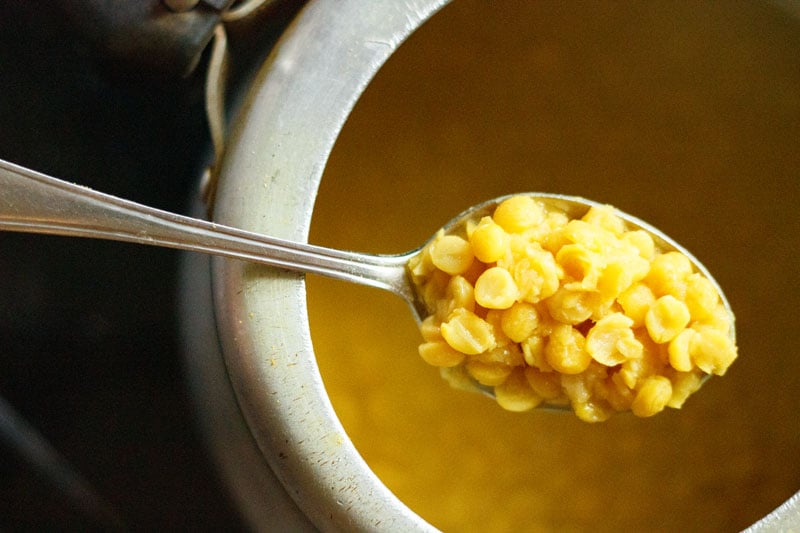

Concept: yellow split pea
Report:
left=408, top=195, right=737, bottom=422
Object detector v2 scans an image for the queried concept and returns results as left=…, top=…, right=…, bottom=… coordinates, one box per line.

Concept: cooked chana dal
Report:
left=407, top=195, right=737, bottom=422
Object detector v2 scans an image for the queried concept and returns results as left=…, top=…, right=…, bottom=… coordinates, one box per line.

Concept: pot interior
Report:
left=307, top=1, right=800, bottom=531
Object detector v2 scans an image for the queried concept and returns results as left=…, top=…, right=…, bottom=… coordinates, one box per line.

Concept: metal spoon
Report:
left=0, top=158, right=734, bottom=399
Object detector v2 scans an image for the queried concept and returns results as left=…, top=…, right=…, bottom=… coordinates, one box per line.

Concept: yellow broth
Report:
left=308, top=1, right=800, bottom=530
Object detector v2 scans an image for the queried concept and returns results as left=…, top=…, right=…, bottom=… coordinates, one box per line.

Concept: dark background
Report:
left=0, top=2, right=298, bottom=529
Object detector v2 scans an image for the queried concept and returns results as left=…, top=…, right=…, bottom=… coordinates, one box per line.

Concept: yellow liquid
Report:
left=308, top=1, right=800, bottom=530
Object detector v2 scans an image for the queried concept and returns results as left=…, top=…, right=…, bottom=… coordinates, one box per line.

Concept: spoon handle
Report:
left=0, top=158, right=413, bottom=300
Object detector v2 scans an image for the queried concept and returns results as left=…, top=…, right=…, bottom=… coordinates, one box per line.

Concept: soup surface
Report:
left=308, top=1, right=800, bottom=530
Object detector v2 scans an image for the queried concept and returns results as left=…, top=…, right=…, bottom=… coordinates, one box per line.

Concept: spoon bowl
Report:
left=409, top=193, right=734, bottom=406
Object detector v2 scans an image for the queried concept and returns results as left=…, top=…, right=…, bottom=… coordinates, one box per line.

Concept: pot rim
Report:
left=211, top=0, right=447, bottom=530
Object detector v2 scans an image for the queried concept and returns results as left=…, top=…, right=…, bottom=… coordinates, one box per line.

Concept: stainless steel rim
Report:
left=211, top=0, right=448, bottom=530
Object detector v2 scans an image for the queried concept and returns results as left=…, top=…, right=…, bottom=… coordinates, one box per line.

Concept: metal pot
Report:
left=181, top=0, right=800, bottom=530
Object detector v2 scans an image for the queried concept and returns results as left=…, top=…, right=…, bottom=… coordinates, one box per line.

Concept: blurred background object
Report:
left=0, top=1, right=301, bottom=528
